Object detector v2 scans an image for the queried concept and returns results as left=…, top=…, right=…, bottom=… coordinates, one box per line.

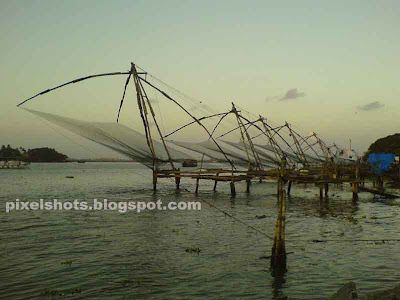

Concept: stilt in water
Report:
left=246, top=179, right=251, bottom=193
left=230, top=180, right=236, bottom=197
left=153, top=171, right=157, bottom=191
left=270, top=185, right=287, bottom=273
left=319, top=184, right=323, bottom=200
left=352, top=182, right=359, bottom=202
left=324, top=182, right=329, bottom=197
left=213, top=173, right=219, bottom=192
left=195, top=178, right=200, bottom=194
left=378, top=176, right=384, bottom=191
left=175, top=168, right=180, bottom=190
left=213, top=180, right=218, bottom=192
left=287, top=181, right=292, bottom=196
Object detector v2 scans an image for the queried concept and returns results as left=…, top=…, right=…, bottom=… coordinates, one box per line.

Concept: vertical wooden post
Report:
left=324, top=182, right=329, bottom=197
left=378, top=176, right=384, bottom=190
left=352, top=182, right=358, bottom=202
left=195, top=178, right=200, bottom=194
left=246, top=179, right=251, bottom=193
left=319, top=184, right=323, bottom=200
left=287, top=181, right=292, bottom=196
left=271, top=187, right=287, bottom=272
left=213, top=175, right=218, bottom=192
left=278, top=155, right=287, bottom=199
left=153, top=171, right=157, bottom=191
left=175, top=169, right=181, bottom=190
left=230, top=180, right=236, bottom=197
left=277, top=179, right=281, bottom=198
left=353, top=162, right=360, bottom=202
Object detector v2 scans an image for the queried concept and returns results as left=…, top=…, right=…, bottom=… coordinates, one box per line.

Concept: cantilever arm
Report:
left=17, top=71, right=131, bottom=107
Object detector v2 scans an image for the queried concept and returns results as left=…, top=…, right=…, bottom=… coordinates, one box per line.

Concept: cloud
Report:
left=357, top=101, right=384, bottom=111
left=280, top=88, right=305, bottom=101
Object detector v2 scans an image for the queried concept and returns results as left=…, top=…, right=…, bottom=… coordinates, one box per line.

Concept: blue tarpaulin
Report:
left=368, top=153, right=395, bottom=176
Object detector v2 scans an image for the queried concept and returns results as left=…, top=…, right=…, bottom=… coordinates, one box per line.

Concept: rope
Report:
left=163, top=176, right=274, bottom=240
left=287, top=238, right=400, bottom=244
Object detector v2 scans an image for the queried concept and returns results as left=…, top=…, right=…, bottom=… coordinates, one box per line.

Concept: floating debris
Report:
left=72, top=287, right=82, bottom=294
left=185, top=247, right=201, bottom=253
left=255, top=214, right=267, bottom=219
left=61, top=260, right=73, bottom=266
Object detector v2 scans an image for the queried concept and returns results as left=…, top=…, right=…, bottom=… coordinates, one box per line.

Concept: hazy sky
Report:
left=1, top=0, right=399, bottom=158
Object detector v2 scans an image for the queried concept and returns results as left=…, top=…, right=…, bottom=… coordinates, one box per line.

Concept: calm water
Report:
left=1, top=163, right=400, bottom=299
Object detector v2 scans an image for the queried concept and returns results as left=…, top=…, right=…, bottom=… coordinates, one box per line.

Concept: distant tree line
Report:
left=0, top=145, right=68, bottom=162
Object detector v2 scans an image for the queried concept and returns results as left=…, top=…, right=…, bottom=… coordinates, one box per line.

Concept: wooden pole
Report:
left=195, top=178, right=200, bottom=194
left=270, top=187, right=287, bottom=273
left=213, top=180, right=218, bottom=192
left=175, top=168, right=181, bottom=190
left=277, top=179, right=281, bottom=199
left=230, top=180, right=236, bottom=197
left=319, top=184, right=323, bottom=200
left=213, top=173, right=218, bottom=192
left=246, top=179, right=251, bottom=193
left=353, top=162, right=360, bottom=202
left=287, top=181, right=292, bottom=196
left=352, top=182, right=358, bottom=202
left=153, top=171, right=157, bottom=191
left=324, top=182, right=329, bottom=197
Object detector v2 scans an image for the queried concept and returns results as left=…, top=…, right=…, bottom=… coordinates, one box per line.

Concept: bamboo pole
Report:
left=195, top=178, right=200, bottom=194
left=246, top=178, right=251, bottom=193
left=324, top=182, right=329, bottom=197
left=270, top=185, right=287, bottom=272
left=213, top=177, right=218, bottom=192
left=320, top=184, right=323, bottom=200
left=230, top=181, right=236, bottom=197
left=17, top=71, right=131, bottom=107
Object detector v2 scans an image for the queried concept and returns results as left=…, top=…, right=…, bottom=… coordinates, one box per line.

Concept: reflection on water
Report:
left=1, top=163, right=400, bottom=299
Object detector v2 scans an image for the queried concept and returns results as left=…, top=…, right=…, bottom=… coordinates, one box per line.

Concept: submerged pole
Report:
left=195, top=178, right=200, bottom=194
left=319, top=184, right=323, bottom=200
left=246, top=179, right=251, bottom=193
left=175, top=168, right=181, bottom=190
left=230, top=180, right=236, bottom=197
left=270, top=186, right=287, bottom=272
left=213, top=173, right=219, bottom=192
left=352, top=182, right=358, bottom=202
left=213, top=180, right=218, bottom=192
left=324, top=182, right=329, bottom=197
left=153, top=171, right=157, bottom=191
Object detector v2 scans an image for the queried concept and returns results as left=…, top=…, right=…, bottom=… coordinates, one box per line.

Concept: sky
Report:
left=1, top=0, right=399, bottom=158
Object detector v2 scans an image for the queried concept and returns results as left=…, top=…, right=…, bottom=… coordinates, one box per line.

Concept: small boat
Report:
left=0, top=160, right=30, bottom=169
left=182, top=159, right=197, bottom=167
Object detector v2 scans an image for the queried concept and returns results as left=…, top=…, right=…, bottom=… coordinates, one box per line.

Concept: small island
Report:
left=0, top=144, right=68, bottom=162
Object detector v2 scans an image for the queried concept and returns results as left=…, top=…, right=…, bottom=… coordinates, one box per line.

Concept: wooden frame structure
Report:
left=18, top=62, right=400, bottom=273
